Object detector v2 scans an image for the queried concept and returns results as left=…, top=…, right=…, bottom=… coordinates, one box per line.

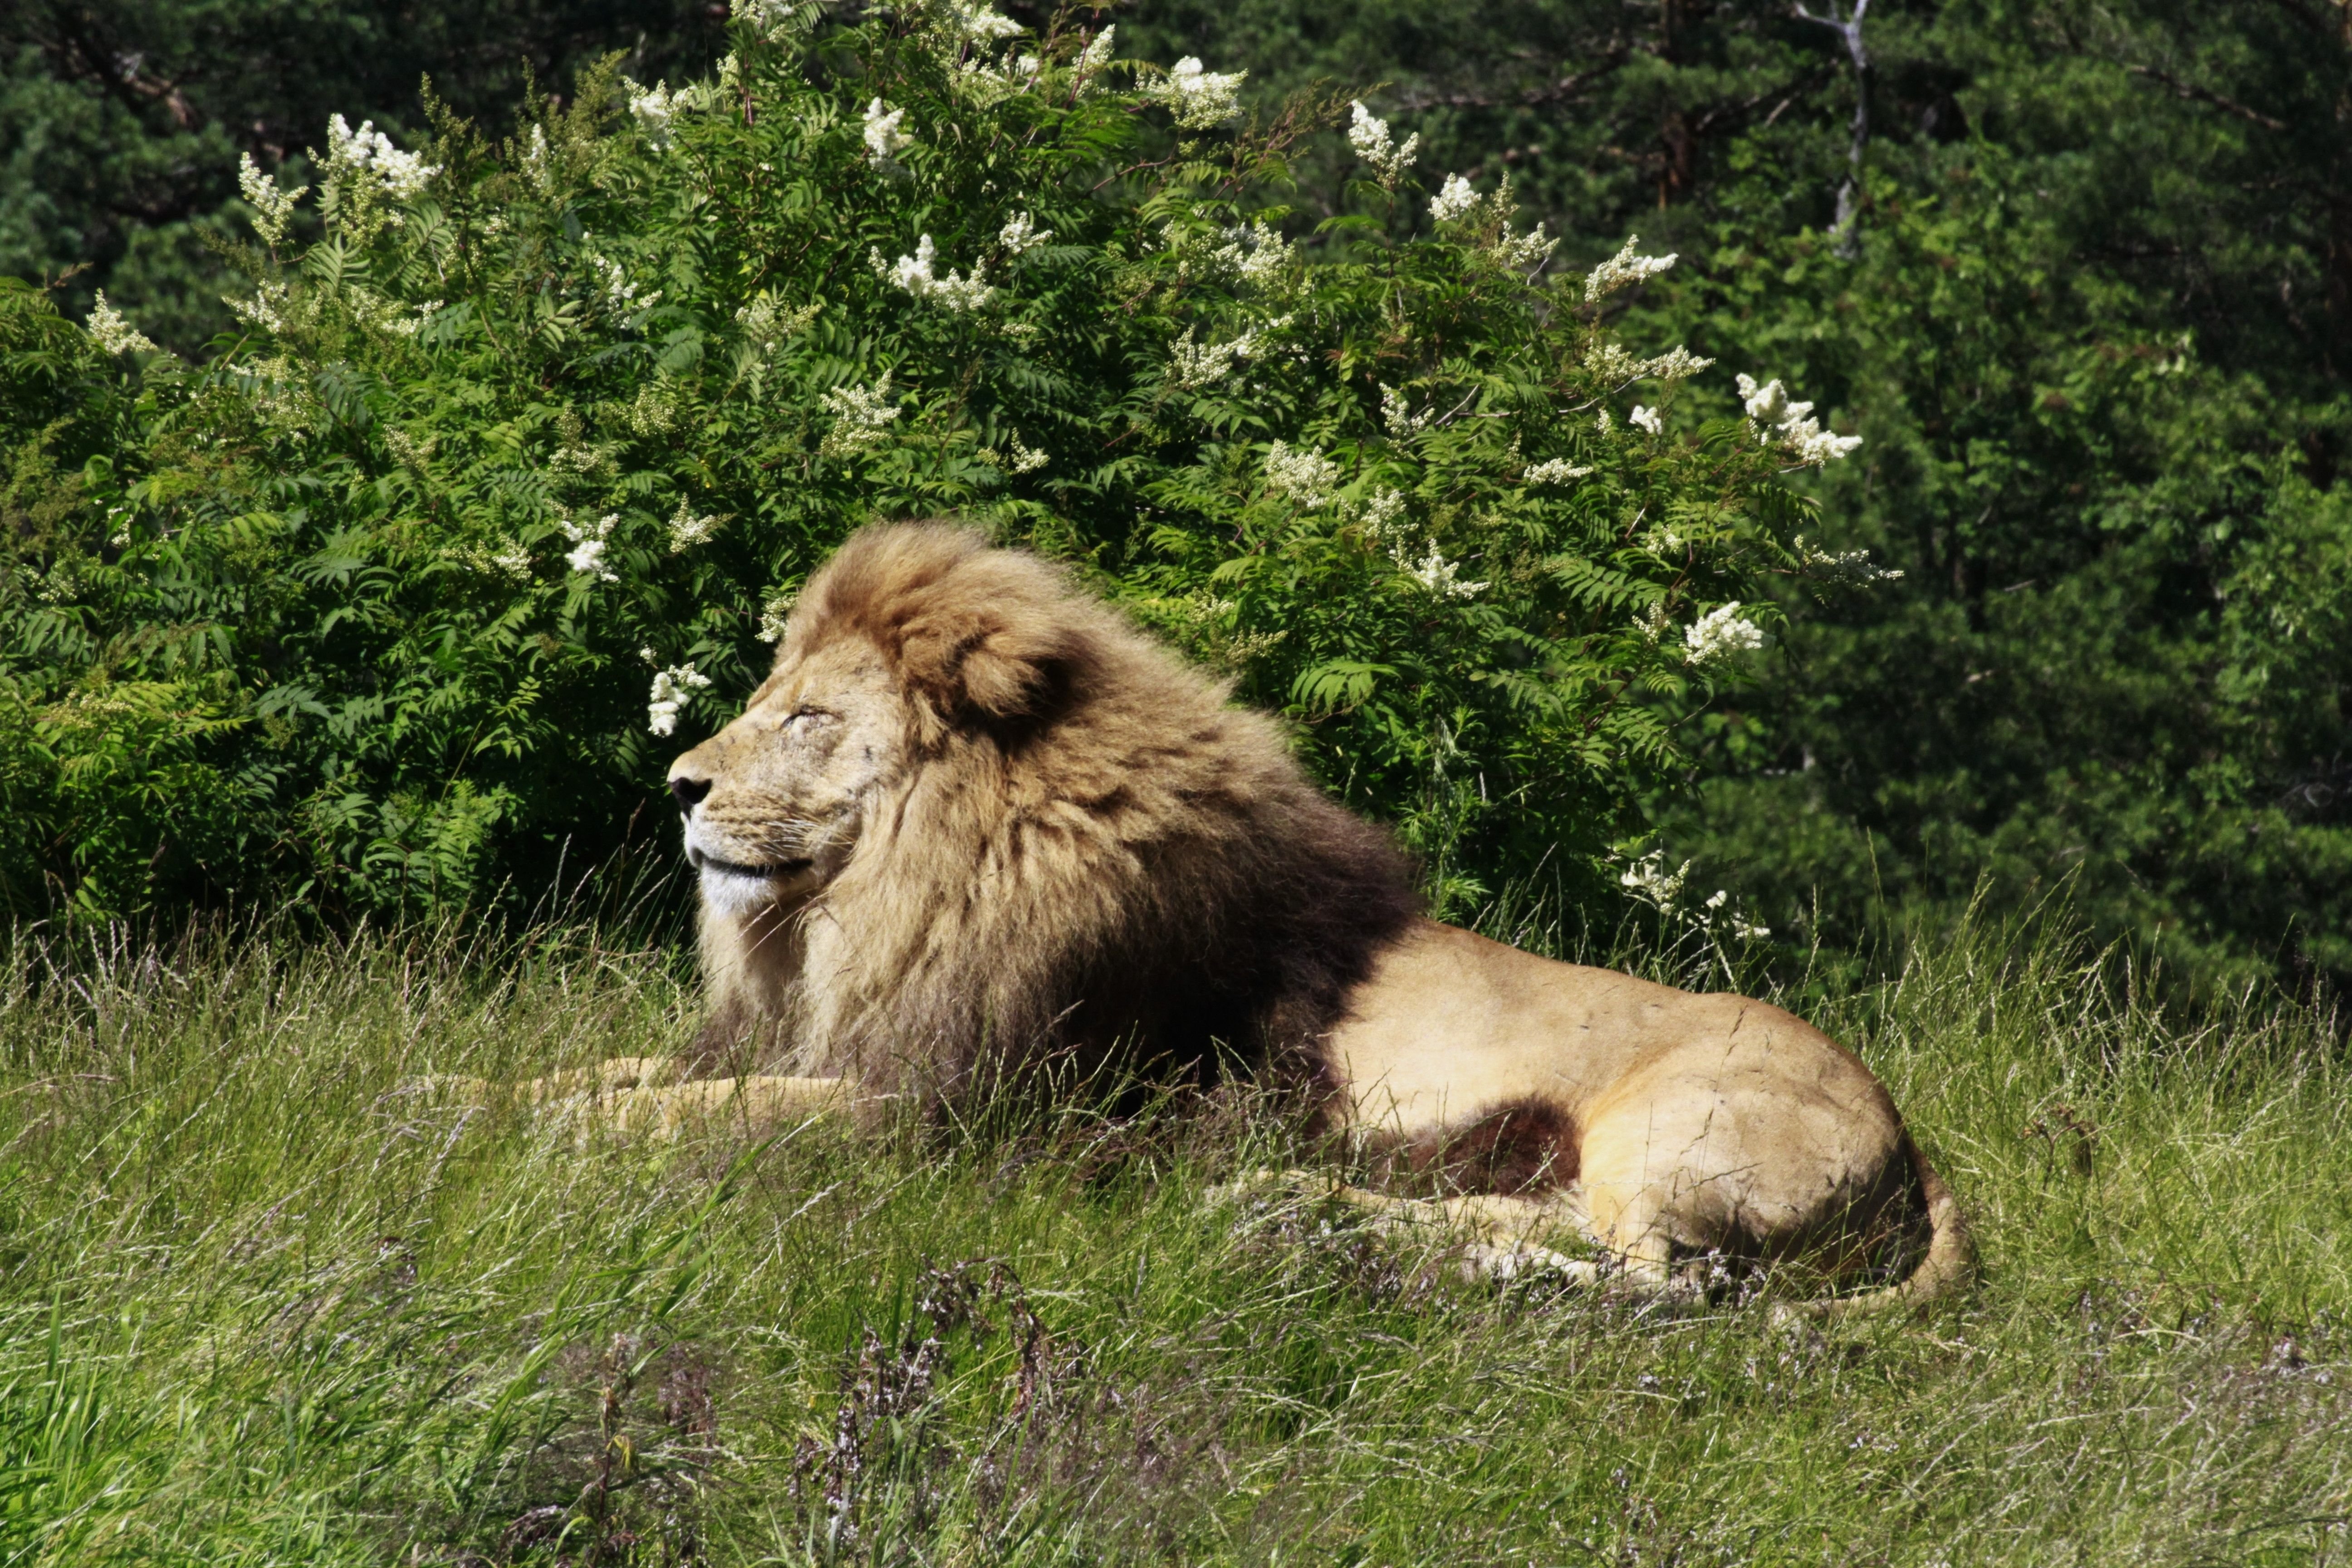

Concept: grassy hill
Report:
left=2, top=912, right=2347, bottom=1564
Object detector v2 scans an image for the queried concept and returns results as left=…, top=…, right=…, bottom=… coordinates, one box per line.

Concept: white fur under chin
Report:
left=698, top=863, right=787, bottom=915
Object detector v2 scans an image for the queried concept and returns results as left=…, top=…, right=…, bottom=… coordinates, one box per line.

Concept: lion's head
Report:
left=667, top=523, right=1419, bottom=1097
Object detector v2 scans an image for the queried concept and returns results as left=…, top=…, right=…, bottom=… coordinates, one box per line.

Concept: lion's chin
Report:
left=687, top=843, right=817, bottom=915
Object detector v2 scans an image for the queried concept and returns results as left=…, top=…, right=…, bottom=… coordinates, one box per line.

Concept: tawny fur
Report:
left=653, top=521, right=1973, bottom=1310
left=688, top=523, right=1416, bottom=1100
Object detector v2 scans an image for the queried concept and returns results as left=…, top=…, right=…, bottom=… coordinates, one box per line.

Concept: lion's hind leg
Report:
left=1212, top=1170, right=1603, bottom=1286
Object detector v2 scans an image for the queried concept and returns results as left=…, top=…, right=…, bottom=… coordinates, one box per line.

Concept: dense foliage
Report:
left=15, top=0, right=2351, bottom=992
left=0, top=3, right=1866, bottom=922
left=1122, top=0, right=2352, bottom=991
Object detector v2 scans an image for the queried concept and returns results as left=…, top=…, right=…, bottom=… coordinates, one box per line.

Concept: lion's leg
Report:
left=578, top=1073, right=848, bottom=1141
left=1222, top=1171, right=1602, bottom=1284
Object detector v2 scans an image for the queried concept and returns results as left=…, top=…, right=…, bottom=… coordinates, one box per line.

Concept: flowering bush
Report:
left=0, top=1, right=1871, bottom=921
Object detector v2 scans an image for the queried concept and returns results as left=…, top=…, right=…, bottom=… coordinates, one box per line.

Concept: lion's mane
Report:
left=701, top=523, right=1421, bottom=1099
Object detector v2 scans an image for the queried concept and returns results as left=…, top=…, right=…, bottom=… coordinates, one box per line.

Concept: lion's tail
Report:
left=1803, top=1132, right=1975, bottom=1321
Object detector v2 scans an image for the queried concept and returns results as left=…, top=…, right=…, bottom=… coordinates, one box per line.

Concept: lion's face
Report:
left=666, top=637, right=907, bottom=915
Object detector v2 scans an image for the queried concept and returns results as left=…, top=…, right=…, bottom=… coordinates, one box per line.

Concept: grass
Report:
left=1, top=906, right=2349, bottom=1567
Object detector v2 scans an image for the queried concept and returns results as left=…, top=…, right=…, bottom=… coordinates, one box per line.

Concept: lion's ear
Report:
left=897, top=612, right=1083, bottom=723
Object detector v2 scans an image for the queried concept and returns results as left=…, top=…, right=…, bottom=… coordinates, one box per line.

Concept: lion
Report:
left=552, top=522, right=1970, bottom=1310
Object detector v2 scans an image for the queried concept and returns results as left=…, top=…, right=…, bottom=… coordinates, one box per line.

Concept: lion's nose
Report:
left=669, top=773, right=713, bottom=811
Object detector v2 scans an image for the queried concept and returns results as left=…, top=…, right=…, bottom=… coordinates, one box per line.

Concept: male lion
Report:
left=580, top=523, right=1969, bottom=1309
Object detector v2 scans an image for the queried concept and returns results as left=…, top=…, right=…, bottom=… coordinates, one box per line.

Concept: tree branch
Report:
left=2124, top=64, right=2288, bottom=132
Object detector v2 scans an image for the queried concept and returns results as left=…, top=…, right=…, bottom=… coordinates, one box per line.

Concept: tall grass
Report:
left=0, top=910, right=2347, bottom=1565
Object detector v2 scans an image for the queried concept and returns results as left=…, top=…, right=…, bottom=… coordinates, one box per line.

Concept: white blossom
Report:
left=1585, top=235, right=1677, bottom=302
left=1495, top=221, right=1557, bottom=271
left=1619, top=848, right=1690, bottom=906
left=1524, top=458, right=1593, bottom=485
left=938, top=0, right=1022, bottom=44
left=863, top=98, right=916, bottom=169
left=1403, top=543, right=1487, bottom=600
left=1347, top=101, right=1419, bottom=186
left=588, top=255, right=658, bottom=313
left=999, top=212, right=1052, bottom=254
left=1794, top=534, right=1901, bottom=583
left=1683, top=601, right=1767, bottom=664
left=1629, top=404, right=1663, bottom=436
left=669, top=498, right=723, bottom=552
left=326, top=114, right=439, bottom=201
left=757, top=591, right=795, bottom=643
left=647, top=663, right=712, bottom=737
left=1264, top=441, right=1340, bottom=509
left=237, top=152, right=306, bottom=248
left=1641, top=345, right=1715, bottom=383
left=1595, top=408, right=1613, bottom=435
left=732, top=0, right=802, bottom=39
left=1357, top=485, right=1406, bottom=538
left=1381, top=383, right=1432, bottom=439
left=1730, top=912, right=1772, bottom=941
left=735, top=291, right=820, bottom=353
left=491, top=541, right=533, bottom=581
left=1734, top=373, right=1862, bottom=465
left=560, top=514, right=621, bottom=582
left=818, top=373, right=902, bottom=458
left=225, top=280, right=290, bottom=333
left=86, top=292, right=157, bottom=355
left=524, top=125, right=554, bottom=193
left=1430, top=174, right=1479, bottom=223
left=888, top=235, right=995, bottom=310
left=1167, top=319, right=1284, bottom=388
left=1150, top=56, right=1246, bottom=130
left=625, top=78, right=684, bottom=148
left=1631, top=602, right=1670, bottom=642
left=1007, top=436, right=1048, bottom=474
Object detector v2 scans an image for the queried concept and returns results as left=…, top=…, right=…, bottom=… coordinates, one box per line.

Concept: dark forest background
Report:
left=8, top=0, right=2350, bottom=995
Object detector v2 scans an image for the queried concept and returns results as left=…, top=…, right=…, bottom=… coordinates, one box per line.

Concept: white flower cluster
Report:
left=1524, top=458, right=1593, bottom=485
left=1430, top=174, right=1479, bottom=223
left=523, top=126, right=555, bottom=194
left=1794, top=534, right=1902, bottom=583
left=954, top=50, right=1043, bottom=106
left=1380, top=383, right=1432, bottom=439
left=1168, top=218, right=1293, bottom=288
left=1403, top=544, right=1487, bottom=600
left=819, top=373, right=902, bottom=458
left=1264, top=441, right=1340, bottom=509
left=1618, top=848, right=1769, bottom=940
left=1585, top=235, right=1677, bottom=302
left=86, top=292, right=157, bottom=356
left=888, top=235, right=995, bottom=311
left=560, top=514, right=621, bottom=582
left=1494, top=221, right=1558, bottom=271
left=863, top=99, right=916, bottom=171
left=1619, top=848, right=1690, bottom=906
left=756, top=589, right=796, bottom=643
left=938, top=0, right=1022, bottom=44
left=1168, top=318, right=1285, bottom=389
left=1683, top=601, right=1766, bottom=664
left=1004, top=436, right=1049, bottom=473
left=999, top=212, right=1052, bottom=255
left=1347, top=101, right=1419, bottom=186
left=1072, top=27, right=1117, bottom=95
left=1642, top=345, right=1715, bottom=383
left=669, top=498, right=723, bottom=553
left=647, top=663, right=712, bottom=738
left=237, top=153, right=306, bottom=249
left=588, top=255, right=657, bottom=313
left=1358, top=486, right=1406, bottom=539
left=326, top=114, right=439, bottom=201
left=1149, top=57, right=1246, bottom=130
left=1735, top=373, right=1862, bottom=465
left=1629, top=404, right=1663, bottom=436
left=732, top=0, right=803, bottom=39
left=624, top=78, right=705, bottom=149
left=225, top=279, right=290, bottom=334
